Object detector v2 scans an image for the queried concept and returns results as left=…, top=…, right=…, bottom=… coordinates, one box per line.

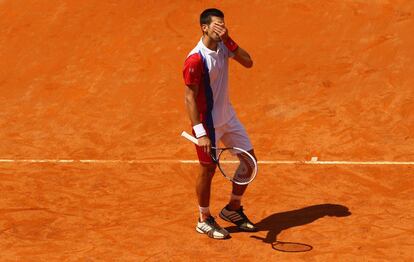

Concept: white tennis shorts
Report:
left=214, top=115, right=253, bottom=151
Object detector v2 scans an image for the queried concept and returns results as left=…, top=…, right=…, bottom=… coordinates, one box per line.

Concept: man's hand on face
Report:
left=211, top=21, right=229, bottom=43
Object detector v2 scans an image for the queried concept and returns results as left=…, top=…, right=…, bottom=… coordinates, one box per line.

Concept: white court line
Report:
left=0, top=159, right=413, bottom=165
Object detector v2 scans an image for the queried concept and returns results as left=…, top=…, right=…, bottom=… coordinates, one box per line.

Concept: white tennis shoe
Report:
left=196, top=216, right=230, bottom=239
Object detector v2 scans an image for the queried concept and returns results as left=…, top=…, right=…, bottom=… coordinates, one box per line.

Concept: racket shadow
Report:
left=225, top=204, right=351, bottom=250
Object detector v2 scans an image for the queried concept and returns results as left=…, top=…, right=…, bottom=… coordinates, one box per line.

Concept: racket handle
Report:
left=181, top=131, right=199, bottom=145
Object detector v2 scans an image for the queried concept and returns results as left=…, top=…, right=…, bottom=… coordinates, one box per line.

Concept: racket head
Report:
left=213, top=147, right=258, bottom=185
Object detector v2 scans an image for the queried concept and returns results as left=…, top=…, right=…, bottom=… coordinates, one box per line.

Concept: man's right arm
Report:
left=185, top=84, right=211, bottom=153
left=184, top=84, right=201, bottom=127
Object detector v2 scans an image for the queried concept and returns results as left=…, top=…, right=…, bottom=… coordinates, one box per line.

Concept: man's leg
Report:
left=195, top=162, right=230, bottom=239
left=228, top=149, right=257, bottom=211
left=219, top=149, right=258, bottom=232
left=196, top=163, right=216, bottom=221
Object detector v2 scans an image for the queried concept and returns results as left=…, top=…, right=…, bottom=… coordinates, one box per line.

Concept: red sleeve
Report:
left=183, top=53, right=203, bottom=86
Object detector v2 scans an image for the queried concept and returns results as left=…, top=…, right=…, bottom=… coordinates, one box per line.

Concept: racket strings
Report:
left=217, top=149, right=256, bottom=184
left=235, top=153, right=255, bottom=182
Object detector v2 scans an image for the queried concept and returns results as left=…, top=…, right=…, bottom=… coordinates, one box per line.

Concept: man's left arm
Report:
left=212, top=22, right=253, bottom=68
left=231, top=46, right=253, bottom=68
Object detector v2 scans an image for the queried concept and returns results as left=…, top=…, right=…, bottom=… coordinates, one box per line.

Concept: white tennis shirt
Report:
left=183, top=38, right=236, bottom=128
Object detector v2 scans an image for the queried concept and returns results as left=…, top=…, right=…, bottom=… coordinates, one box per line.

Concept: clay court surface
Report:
left=1, top=0, right=413, bottom=261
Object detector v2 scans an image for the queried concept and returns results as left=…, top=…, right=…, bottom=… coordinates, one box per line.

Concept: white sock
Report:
left=199, top=206, right=210, bottom=221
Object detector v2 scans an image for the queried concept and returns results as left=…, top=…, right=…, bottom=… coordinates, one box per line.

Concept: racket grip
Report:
left=181, top=131, right=199, bottom=145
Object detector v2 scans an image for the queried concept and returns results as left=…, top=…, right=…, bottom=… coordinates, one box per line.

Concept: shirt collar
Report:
left=198, top=37, right=223, bottom=55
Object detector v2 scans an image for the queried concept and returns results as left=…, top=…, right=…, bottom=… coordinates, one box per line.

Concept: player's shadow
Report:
left=226, top=204, right=351, bottom=249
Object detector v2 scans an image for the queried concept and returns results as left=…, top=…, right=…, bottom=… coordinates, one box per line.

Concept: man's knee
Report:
left=200, top=163, right=217, bottom=176
left=248, top=149, right=257, bottom=161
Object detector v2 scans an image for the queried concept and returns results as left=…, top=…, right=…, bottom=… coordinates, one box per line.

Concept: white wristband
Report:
left=193, top=123, right=207, bottom=138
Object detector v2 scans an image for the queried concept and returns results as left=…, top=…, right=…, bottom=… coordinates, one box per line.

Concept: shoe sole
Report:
left=195, top=226, right=228, bottom=239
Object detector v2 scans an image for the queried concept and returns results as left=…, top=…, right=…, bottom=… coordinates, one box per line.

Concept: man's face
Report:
left=202, top=16, right=224, bottom=42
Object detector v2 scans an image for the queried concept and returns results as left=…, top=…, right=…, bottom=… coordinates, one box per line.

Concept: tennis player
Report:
left=183, top=8, right=257, bottom=239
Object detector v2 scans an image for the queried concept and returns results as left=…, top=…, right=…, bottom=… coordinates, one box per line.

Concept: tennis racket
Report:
left=181, top=131, right=258, bottom=185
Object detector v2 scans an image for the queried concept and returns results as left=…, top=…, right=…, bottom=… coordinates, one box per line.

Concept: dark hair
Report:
left=200, top=8, right=224, bottom=25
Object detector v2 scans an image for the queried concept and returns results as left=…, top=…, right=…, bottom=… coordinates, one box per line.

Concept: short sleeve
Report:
left=183, top=54, right=203, bottom=86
